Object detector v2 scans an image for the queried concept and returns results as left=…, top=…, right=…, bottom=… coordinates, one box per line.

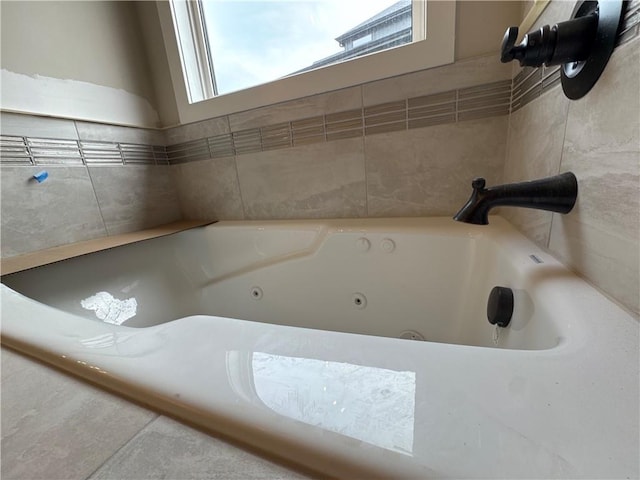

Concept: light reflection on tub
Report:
left=81, top=291, right=138, bottom=325
left=227, top=351, right=416, bottom=454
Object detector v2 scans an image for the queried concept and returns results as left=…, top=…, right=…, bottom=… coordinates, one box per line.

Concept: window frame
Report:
left=169, top=0, right=217, bottom=102
left=158, top=0, right=456, bottom=124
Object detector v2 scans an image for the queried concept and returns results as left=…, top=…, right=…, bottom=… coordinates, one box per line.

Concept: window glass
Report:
left=200, top=0, right=413, bottom=95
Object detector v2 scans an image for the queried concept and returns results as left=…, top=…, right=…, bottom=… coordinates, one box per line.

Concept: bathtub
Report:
left=1, top=216, right=638, bottom=478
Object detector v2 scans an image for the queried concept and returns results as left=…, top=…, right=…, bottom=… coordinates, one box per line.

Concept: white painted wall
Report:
left=0, top=1, right=160, bottom=127
left=134, top=1, right=181, bottom=128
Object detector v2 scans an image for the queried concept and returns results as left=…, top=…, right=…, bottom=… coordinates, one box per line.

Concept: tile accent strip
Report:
left=0, top=136, right=32, bottom=165
left=618, top=0, right=640, bottom=46
left=165, top=80, right=513, bottom=165
left=2, top=9, right=636, bottom=167
left=458, top=80, right=512, bottom=121
left=0, top=135, right=169, bottom=166
left=291, top=116, right=325, bottom=146
left=408, top=91, right=456, bottom=129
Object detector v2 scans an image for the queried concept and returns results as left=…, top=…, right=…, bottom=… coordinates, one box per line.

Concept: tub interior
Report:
left=1, top=220, right=562, bottom=350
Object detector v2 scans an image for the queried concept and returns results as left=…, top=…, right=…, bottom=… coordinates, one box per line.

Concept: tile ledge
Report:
left=1, top=220, right=213, bottom=275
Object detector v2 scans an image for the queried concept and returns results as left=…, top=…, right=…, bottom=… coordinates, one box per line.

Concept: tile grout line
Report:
left=546, top=87, right=575, bottom=250
left=226, top=115, right=248, bottom=220
left=83, top=414, right=160, bottom=480
left=360, top=85, right=369, bottom=217
left=73, top=121, right=110, bottom=237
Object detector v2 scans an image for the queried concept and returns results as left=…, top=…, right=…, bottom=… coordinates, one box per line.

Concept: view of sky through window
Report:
left=201, top=0, right=412, bottom=95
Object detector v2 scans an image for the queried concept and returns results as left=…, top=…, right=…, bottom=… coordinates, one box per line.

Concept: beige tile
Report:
left=365, top=116, right=507, bottom=217
left=549, top=39, right=640, bottom=314
left=1, top=347, right=31, bottom=383
left=0, top=112, right=78, bottom=140
left=549, top=212, right=639, bottom=315
left=164, top=117, right=230, bottom=145
left=229, top=87, right=362, bottom=131
left=500, top=206, right=555, bottom=249
left=172, top=157, right=245, bottom=221
left=88, top=416, right=312, bottom=480
left=1, top=166, right=107, bottom=257
left=362, top=55, right=512, bottom=107
left=236, top=138, right=366, bottom=220
left=88, top=165, right=182, bottom=235
left=504, top=86, right=569, bottom=180
left=75, top=121, right=166, bottom=146
left=502, top=86, right=570, bottom=246
left=531, top=1, right=575, bottom=31
left=0, top=348, right=156, bottom=480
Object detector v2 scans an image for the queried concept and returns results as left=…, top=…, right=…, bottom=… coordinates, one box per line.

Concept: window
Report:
left=158, top=0, right=455, bottom=123
left=169, top=0, right=217, bottom=103
left=173, top=0, right=420, bottom=101
left=352, top=33, right=374, bottom=49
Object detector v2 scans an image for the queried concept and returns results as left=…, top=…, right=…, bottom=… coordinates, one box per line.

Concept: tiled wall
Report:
left=0, top=113, right=181, bottom=257
left=168, top=54, right=512, bottom=221
left=503, top=0, right=640, bottom=315
left=0, top=53, right=512, bottom=256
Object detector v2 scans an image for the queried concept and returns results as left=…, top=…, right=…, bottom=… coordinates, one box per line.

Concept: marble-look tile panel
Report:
left=172, top=156, right=245, bottom=221
left=236, top=138, right=366, bottom=219
left=549, top=39, right=640, bottom=314
left=88, top=165, right=182, bottom=235
left=1, top=347, right=32, bottom=382
left=89, top=415, right=312, bottom=480
left=502, top=86, right=570, bottom=247
left=0, top=348, right=156, bottom=480
left=362, top=54, right=512, bottom=107
left=365, top=115, right=507, bottom=217
left=164, top=116, right=231, bottom=145
left=550, top=210, right=639, bottom=315
left=0, top=111, right=78, bottom=140
left=229, top=87, right=362, bottom=132
left=75, top=120, right=166, bottom=146
left=0, top=165, right=107, bottom=257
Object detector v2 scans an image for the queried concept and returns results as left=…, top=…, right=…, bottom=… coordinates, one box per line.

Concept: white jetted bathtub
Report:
left=1, top=216, right=638, bottom=478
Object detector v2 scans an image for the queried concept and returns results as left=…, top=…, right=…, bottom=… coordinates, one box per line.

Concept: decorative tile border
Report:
left=2, top=2, right=636, bottom=168
left=618, top=0, right=640, bottom=46
left=0, top=136, right=168, bottom=166
left=165, top=139, right=210, bottom=165
left=166, top=79, right=513, bottom=164
left=511, top=65, right=561, bottom=112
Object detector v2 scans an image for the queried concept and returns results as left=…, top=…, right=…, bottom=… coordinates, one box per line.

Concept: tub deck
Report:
left=0, top=220, right=212, bottom=275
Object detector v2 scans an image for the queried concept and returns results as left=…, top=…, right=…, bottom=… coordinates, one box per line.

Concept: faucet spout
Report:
left=453, top=172, right=578, bottom=225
